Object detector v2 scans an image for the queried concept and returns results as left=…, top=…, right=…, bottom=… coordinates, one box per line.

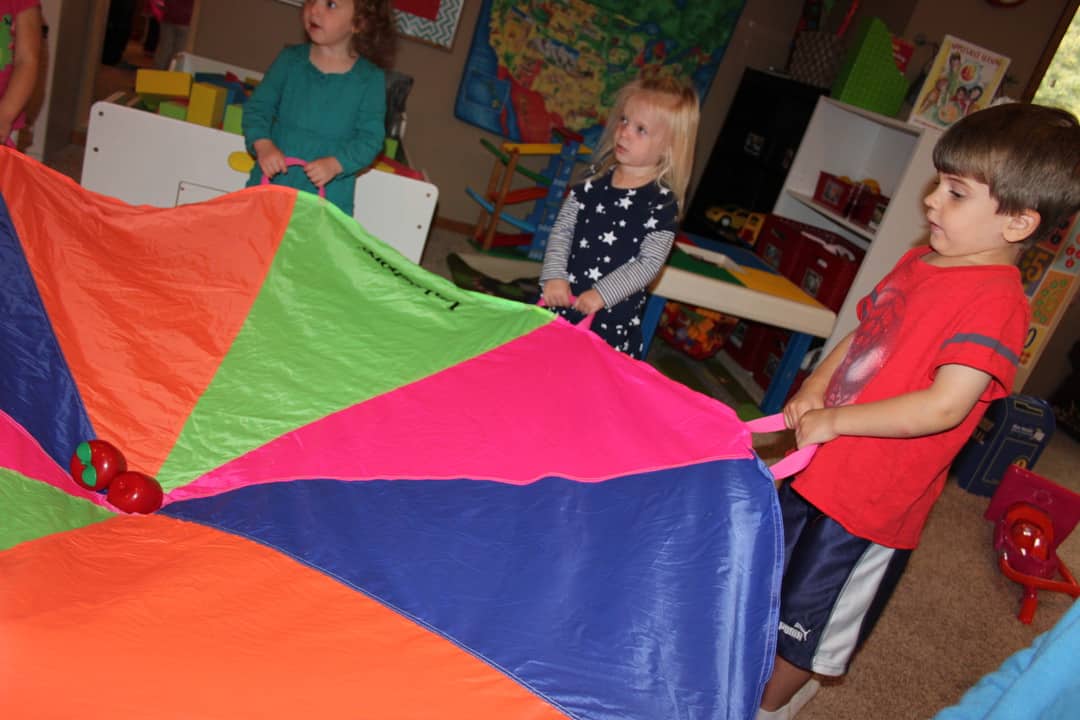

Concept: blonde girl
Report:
left=540, top=75, right=700, bottom=357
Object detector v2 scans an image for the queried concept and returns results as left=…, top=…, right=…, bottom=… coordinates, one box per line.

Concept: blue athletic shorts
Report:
left=775, top=481, right=911, bottom=676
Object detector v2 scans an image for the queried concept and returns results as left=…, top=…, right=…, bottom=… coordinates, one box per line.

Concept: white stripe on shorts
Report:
left=811, top=541, right=897, bottom=676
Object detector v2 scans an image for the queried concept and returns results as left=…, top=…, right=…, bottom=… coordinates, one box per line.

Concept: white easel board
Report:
left=81, top=102, right=437, bottom=264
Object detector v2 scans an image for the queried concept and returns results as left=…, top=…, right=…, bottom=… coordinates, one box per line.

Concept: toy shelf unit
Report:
left=466, top=128, right=590, bottom=260
left=774, top=97, right=942, bottom=354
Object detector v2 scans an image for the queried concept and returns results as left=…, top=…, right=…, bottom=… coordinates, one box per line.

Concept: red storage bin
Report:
left=813, top=172, right=857, bottom=214
left=725, top=319, right=770, bottom=372
left=754, top=215, right=806, bottom=277
left=752, top=327, right=787, bottom=389
left=755, top=215, right=864, bottom=313
left=788, top=229, right=865, bottom=312
left=752, top=327, right=811, bottom=400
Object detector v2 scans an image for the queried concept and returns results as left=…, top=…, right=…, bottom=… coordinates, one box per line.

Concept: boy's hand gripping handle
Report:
left=744, top=413, right=818, bottom=481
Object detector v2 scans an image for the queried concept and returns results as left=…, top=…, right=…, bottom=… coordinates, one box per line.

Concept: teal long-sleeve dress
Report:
left=243, top=44, right=386, bottom=216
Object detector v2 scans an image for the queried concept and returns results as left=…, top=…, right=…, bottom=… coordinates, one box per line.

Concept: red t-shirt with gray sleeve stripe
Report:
left=791, top=246, right=1028, bottom=549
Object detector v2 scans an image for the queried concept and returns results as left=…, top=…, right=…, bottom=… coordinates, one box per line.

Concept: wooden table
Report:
left=643, top=235, right=836, bottom=414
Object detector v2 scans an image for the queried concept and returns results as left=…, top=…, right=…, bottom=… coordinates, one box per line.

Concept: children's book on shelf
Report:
left=909, top=35, right=1010, bottom=131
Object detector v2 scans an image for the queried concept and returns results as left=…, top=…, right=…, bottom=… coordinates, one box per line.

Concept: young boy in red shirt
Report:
left=757, top=103, right=1080, bottom=719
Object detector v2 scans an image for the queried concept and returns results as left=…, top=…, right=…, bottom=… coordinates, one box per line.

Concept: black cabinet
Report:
left=684, top=69, right=825, bottom=240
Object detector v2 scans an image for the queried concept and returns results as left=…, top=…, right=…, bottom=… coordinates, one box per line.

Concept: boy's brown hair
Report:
left=933, top=103, right=1080, bottom=245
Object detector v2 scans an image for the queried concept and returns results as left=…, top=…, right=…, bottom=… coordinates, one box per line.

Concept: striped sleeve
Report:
left=539, top=191, right=580, bottom=285
left=593, top=228, right=675, bottom=307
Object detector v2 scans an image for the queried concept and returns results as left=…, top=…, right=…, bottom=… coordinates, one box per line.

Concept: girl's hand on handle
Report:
left=572, top=288, right=605, bottom=315
left=254, top=139, right=287, bottom=178
left=304, top=156, right=343, bottom=189
left=542, top=279, right=573, bottom=308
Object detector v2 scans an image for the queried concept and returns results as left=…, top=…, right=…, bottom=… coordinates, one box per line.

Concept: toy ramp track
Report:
left=0, top=148, right=782, bottom=720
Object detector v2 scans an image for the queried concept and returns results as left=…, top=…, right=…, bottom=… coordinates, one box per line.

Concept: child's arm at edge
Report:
left=0, top=6, right=43, bottom=145
left=795, top=363, right=994, bottom=448
left=589, top=227, right=674, bottom=309
left=325, top=65, right=386, bottom=180
left=540, top=193, right=579, bottom=307
left=243, top=50, right=289, bottom=177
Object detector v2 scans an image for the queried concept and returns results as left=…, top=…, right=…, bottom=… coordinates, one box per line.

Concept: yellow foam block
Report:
left=134, top=69, right=192, bottom=98
left=187, top=82, right=228, bottom=128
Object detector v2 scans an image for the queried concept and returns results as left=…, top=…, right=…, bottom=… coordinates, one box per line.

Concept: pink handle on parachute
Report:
left=537, top=295, right=595, bottom=331
left=744, top=413, right=818, bottom=481
left=260, top=157, right=327, bottom=198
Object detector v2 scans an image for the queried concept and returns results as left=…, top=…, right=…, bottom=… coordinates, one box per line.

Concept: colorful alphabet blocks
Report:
left=135, top=69, right=193, bottom=99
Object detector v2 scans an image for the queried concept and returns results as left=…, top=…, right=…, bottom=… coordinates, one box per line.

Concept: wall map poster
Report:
left=455, top=0, right=747, bottom=144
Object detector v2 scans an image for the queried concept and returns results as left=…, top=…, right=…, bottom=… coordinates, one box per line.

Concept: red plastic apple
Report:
left=69, top=440, right=127, bottom=491
left=107, top=472, right=164, bottom=514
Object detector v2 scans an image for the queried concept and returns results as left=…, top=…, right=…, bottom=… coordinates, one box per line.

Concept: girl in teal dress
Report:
left=243, top=0, right=395, bottom=216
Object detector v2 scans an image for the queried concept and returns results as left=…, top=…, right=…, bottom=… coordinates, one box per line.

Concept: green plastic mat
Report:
left=668, top=246, right=745, bottom=285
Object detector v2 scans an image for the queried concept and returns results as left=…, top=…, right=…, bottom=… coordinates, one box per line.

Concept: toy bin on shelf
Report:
left=725, top=320, right=769, bottom=372
left=953, top=395, right=1056, bottom=497
left=753, top=327, right=811, bottom=400
left=754, top=215, right=862, bottom=309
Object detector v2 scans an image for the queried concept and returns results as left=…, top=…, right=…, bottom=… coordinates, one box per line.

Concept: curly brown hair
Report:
left=350, top=0, right=397, bottom=68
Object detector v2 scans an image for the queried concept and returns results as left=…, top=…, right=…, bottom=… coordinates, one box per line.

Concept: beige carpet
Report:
left=798, top=471, right=1077, bottom=719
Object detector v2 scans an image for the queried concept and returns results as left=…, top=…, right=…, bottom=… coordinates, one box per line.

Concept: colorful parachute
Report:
left=0, top=149, right=784, bottom=719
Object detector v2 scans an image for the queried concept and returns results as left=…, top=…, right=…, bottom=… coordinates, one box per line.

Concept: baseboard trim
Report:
left=433, top=216, right=473, bottom=237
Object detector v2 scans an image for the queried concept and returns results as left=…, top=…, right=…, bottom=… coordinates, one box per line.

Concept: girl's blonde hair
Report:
left=589, top=75, right=700, bottom=216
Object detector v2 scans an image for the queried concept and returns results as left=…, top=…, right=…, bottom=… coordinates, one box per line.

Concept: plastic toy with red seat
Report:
left=987, top=465, right=1080, bottom=624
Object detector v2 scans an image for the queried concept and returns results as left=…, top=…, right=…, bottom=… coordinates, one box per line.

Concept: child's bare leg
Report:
left=760, top=655, right=812, bottom=711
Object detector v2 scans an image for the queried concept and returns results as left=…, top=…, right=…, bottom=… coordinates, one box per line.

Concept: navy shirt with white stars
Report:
left=540, top=168, right=678, bottom=357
